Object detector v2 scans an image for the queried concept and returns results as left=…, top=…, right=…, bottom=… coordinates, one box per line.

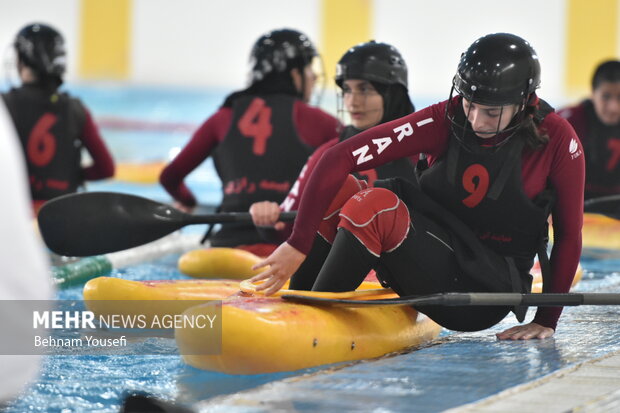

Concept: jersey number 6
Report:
left=28, top=113, right=58, bottom=167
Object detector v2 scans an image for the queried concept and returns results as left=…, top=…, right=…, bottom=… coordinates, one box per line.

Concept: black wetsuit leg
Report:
left=376, top=210, right=510, bottom=331
left=306, top=209, right=511, bottom=332
left=289, top=235, right=333, bottom=290
left=311, top=228, right=378, bottom=292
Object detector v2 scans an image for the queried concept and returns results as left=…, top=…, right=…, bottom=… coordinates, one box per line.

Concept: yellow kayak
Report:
left=84, top=277, right=240, bottom=301
left=114, top=161, right=166, bottom=184
left=83, top=278, right=241, bottom=323
left=83, top=276, right=441, bottom=373
left=83, top=257, right=581, bottom=374
left=581, top=213, right=620, bottom=250
left=83, top=277, right=382, bottom=320
left=530, top=260, right=582, bottom=293
left=178, top=288, right=440, bottom=374
left=174, top=260, right=582, bottom=375
left=548, top=213, right=620, bottom=250
left=178, top=248, right=267, bottom=279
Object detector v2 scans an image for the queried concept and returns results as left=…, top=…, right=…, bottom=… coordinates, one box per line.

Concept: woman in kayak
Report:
left=559, top=60, right=620, bottom=199
left=159, top=28, right=341, bottom=256
left=251, top=33, right=584, bottom=340
left=249, top=40, right=417, bottom=284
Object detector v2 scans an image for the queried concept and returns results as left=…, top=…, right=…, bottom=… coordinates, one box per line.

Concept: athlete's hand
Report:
left=249, top=201, right=286, bottom=230
left=250, top=242, right=306, bottom=295
left=496, top=322, right=554, bottom=340
left=173, top=201, right=194, bottom=214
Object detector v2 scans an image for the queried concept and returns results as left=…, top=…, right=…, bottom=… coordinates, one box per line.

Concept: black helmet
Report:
left=335, top=41, right=408, bottom=89
left=453, top=33, right=540, bottom=106
left=249, top=28, right=317, bottom=83
left=14, top=23, right=66, bottom=79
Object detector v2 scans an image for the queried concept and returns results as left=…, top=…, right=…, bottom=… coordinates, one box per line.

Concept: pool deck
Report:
left=447, top=349, right=620, bottom=413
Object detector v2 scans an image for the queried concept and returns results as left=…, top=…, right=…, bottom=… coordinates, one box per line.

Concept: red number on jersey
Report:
left=462, top=164, right=489, bottom=208
left=606, top=138, right=620, bottom=172
left=27, top=113, right=58, bottom=167
left=238, top=98, right=273, bottom=156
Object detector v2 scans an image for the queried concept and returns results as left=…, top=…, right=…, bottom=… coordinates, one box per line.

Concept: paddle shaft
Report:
left=281, top=292, right=620, bottom=307
left=184, top=211, right=296, bottom=225
left=584, top=195, right=620, bottom=220
left=584, top=194, right=620, bottom=208
left=451, top=292, right=620, bottom=306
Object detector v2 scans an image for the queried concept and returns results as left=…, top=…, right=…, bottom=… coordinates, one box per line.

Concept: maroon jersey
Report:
left=214, top=95, right=313, bottom=212
left=2, top=85, right=114, bottom=204
left=160, top=98, right=341, bottom=208
left=559, top=100, right=620, bottom=198
left=160, top=95, right=341, bottom=246
left=289, top=97, right=584, bottom=330
left=279, top=128, right=419, bottom=240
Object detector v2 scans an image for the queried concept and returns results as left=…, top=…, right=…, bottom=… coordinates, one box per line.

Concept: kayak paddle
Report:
left=584, top=194, right=620, bottom=220
left=38, top=192, right=620, bottom=257
left=282, top=292, right=620, bottom=307
left=38, top=192, right=296, bottom=257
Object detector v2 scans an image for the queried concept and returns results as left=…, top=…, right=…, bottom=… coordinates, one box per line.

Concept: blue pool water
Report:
left=5, top=254, right=619, bottom=413
left=3, top=85, right=620, bottom=413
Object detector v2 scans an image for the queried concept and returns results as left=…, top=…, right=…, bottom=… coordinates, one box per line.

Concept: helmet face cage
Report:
left=446, top=83, right=530, bottom=151
left=336, top=80, right=383, bottom=128
left=14, top=23, right=66, bottom=79
left=445, top=33, right=540, bottom=150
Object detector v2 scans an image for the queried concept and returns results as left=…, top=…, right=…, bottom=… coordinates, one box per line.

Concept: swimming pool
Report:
left=4, top=85, right=620, bottom=413
left=6, top=256, right=620, bottom=413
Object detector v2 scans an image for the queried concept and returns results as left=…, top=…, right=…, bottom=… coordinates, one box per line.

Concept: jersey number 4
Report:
left=238, top=98, right=273, bottom=156
left=28, top=113, right=58, bottom=167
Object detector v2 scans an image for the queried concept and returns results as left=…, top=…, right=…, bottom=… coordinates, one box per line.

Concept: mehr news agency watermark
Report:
left=0, top=300, right=222, bottom=355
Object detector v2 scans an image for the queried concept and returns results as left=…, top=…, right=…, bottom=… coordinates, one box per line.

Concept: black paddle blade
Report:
left=38, top=192, right=188, bottom=256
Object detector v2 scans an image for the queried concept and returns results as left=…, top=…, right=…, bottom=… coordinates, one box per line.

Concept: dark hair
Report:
left=371, top=82, right=415, bottom=123
left=17, top=60, right=63, bottom=90
left=222, top=68, right=301, bottom=107
left=515, top=95, right=549, bottom=150
left=592, top=60, right=620, bottom=90
left=520, top=109, right=549, bottom=150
